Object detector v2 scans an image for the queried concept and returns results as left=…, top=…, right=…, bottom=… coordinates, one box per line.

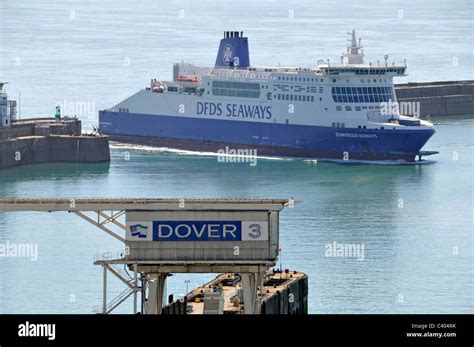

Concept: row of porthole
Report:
left=333, top=78, right=388, bottom=83
left=332, top=122, right=346, bottom=128
left=336, top=105, right=379, bottom=112
left=214, top=75, right=323, bottom=82
left=214, top=73, right=275, bottom=80
left=212, top=74, right=388, bottom=85
left=357, top=125, right=389, bottom=130
left=210, top=76, right=388, bottom=88
left=208, top=82, right=271, bottom=91
left=276, top=94, right=316, bottom=102
left=277, top=76, right=325, bottom=83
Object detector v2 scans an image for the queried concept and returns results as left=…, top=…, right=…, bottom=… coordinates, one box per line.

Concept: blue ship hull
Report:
left=99, top=111, right=435, bottom=161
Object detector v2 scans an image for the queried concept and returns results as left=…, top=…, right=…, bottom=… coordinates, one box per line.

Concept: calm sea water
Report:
left=0, top=0, right=473, bottom=314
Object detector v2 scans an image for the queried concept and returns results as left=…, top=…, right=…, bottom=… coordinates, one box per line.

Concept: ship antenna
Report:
left=341, top=30, right=364, bottom=65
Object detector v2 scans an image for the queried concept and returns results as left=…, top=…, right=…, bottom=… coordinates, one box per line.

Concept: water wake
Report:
left=110, top=142, right=437, bottom=165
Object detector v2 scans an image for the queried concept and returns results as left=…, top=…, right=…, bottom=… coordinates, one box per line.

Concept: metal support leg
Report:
left=102, top=265, right=107, bottom=314
left=145, top=273, right=167, bottom=314
left=141, top=274, right=146, bottom=314
left=241, top=272, right=258, bottom=314
left=257, top=270, right=265, bottom=313
left=133, top=264, right=137, bottom=314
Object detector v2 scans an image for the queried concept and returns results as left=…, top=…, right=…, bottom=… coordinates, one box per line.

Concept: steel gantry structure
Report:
left=0, top=198, right=291, bottom=314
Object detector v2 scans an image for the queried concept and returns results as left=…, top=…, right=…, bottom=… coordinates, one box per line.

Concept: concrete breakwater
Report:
left=0, top=118, right=110, bottom=169
left=395, top=80, right=474, bottom=117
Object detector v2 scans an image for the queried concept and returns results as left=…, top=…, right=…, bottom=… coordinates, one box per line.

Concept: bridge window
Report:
left=331, top=86, right=394, bottom=103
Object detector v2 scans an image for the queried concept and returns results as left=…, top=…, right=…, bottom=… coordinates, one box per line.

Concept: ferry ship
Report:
left=99, top=31, right=437, bottom=162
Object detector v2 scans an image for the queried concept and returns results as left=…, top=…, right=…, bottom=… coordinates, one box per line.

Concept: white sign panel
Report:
left=242, top=221, right=268, bottom=241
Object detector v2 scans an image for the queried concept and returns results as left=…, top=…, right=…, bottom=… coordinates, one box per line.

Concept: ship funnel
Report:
left=215, top=31, right=250, bottom=69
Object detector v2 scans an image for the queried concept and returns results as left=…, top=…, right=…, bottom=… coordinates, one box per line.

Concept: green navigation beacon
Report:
left=55, top=105, right=61, bottom=120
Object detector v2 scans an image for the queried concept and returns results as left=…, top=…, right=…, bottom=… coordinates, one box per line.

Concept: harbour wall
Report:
left=0, top=118, right=110, bottom=169
left=395, top=80, right=474, bottom=117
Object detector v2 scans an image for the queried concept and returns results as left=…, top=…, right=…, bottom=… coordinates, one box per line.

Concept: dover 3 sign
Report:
left=126, top=220, right=268, bottom=241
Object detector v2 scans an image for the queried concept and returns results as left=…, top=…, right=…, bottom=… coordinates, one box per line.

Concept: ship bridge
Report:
left=319, top=64, right=407, bottom=77
left=317, top=30, right=407, bottom=77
